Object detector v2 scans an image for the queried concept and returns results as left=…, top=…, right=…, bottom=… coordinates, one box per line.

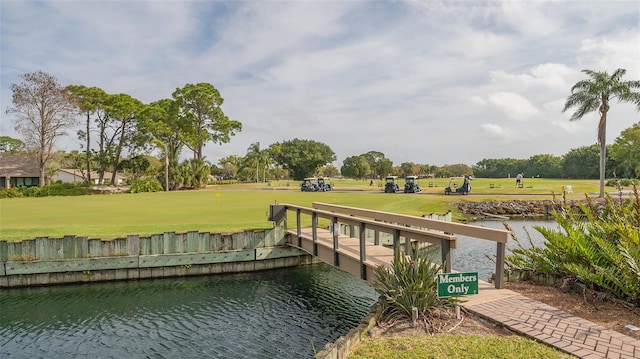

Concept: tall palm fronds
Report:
left=563, top=68, right=640, bottom=197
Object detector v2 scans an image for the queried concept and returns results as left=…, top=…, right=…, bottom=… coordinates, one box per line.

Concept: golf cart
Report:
left=404, top=175, right=421, bottom=193
left=317, top=177, right=332, bottom=191
left=444, top=175, right=472, bottom=195
left=384, top=176, right=400, bottom=193
left=300, top=177, right=319, bottom=192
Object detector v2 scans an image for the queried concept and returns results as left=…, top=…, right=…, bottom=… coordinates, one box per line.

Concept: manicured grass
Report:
left=348, top=334, right=573, bottom=358
left=0, top=179, right=601, bottom=241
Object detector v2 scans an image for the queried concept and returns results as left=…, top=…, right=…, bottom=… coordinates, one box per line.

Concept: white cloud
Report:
left=1, top=0, right=639, bottom=167
left=487, top=92, right=540, bottom=121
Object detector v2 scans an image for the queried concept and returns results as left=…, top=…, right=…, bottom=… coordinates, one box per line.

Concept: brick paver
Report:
left=461, top=282, right=640, bottom=358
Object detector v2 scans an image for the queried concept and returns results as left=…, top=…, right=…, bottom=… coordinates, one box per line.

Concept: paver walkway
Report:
left=461, top=281, right=640, bottom=359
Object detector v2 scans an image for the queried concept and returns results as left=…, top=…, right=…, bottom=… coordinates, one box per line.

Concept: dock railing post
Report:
left=404, top=234, right=412, bottom=258
left=359, top=222, right=367, bottom=280
left=495, top=242, right=505, bottom=289
left=312, top=212, right=318, bottom=256
left=441, top=238, right=451, bottom=273
left=392, top=229, right=400, bottom=254
left=332, top=216, right=339, bottom=266
left=296, top=208, right=302, bottom=247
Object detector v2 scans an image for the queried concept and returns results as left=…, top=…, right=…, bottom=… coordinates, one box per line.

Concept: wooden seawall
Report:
left=0, top=227, right=312, bottom=288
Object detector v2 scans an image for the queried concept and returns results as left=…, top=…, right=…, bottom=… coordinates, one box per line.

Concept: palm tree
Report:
left=246, top=142, right=270, bottom=183
left=563, top=68, right=640, bottom=197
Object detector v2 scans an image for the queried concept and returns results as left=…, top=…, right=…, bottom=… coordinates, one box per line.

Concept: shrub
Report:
left=20, top=186, right=42, bottom=197
left=40, top=182, right=91, bottom=196
left=373, top=250, right=449, bottom=319
left=0, top=187, right=24, bottom=198
left=129, top=178, right=163, bottom=193
left=506, top=185, right=640, bottom=306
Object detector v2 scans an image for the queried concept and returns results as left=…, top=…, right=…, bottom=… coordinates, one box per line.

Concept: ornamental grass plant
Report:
left=373, top=250, right=451, bottom=321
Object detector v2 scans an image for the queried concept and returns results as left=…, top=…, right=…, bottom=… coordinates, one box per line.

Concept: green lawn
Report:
left=0, top=178, right=600, bottom=241
left=0, top=179, right=598, bottom=357
left=348, top=334, right=573, bottom=359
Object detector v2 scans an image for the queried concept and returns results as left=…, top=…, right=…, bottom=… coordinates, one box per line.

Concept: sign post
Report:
left=437, top=272, right=479, bottom=298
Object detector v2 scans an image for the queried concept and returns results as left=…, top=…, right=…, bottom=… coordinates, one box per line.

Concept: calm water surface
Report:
left=452, top=219, right=559, bottom=280
left=0, top=264, right=378, bottom=359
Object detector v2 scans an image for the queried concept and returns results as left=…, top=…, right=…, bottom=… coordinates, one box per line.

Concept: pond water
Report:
left=452, top=219, right=559, bottom=280
left=0, top=264, right=378, bottom=359
left=0, top=219, right=559, bottom=358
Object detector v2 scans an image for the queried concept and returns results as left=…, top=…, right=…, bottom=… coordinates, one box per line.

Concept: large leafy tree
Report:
left=6, top=71, right=78, bottom=186
left=563, top=68, right=640, bottom=197
left=103, top=94, right=145, bottom=185
left=67, top=85, right=108, bottom=184
left=172, top=83, right=242, bottom=160
left=0, top=136, right=25, bottom=154
left=272, top=138, right=336, bottom=180
left=526, top=154, right=563, bottom=178
left=561, top=144, right=601, bottom=179
left=399, top=162, right=417, bottom=177
left=142, top=99, right=183, bottom=164
left=609, top=122, right=640, bottom=178
left=341, top=155, right=370, bottom=179
left=362, top=151, right=393, bottom=178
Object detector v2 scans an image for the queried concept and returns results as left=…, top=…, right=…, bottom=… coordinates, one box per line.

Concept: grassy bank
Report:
left=0, top=179, right=600, bottom=241
left=348, top=334, right=573, bottom=358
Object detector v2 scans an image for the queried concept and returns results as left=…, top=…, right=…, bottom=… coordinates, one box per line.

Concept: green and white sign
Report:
left=437, top=272, right=479, bottom=298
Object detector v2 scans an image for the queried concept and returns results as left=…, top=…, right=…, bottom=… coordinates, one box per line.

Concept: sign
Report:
left=437, top=272, right=479, bottom=298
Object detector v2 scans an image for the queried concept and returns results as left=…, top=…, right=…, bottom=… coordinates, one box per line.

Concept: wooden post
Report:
left=350, top=215, right=356, bottom=238
left=495, top=242, right=505, bottom=289
left=441, top=238, right=451, bottom=273
left=296, top=208, right=302, bottom=247
left=312, top=212, right=318, bottom=256
left=404, top=235, right=412, bottom=258
left=332, top=216, right=339, bottom=266
left=359, top=222, right=366, bottom=280
left=392, top=229, right=400, bottom=254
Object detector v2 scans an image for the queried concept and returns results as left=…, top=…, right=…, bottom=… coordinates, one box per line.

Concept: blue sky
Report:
left=1, top=0, right=639, bottom=167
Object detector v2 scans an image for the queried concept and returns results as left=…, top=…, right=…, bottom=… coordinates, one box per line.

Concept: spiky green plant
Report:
left=373, top=250, right=448, bottom=318
left=506, top=185, right=640, bottom=306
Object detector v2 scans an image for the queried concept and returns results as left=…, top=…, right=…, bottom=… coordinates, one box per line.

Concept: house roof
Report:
left=0, top=154, right=41, bottom=177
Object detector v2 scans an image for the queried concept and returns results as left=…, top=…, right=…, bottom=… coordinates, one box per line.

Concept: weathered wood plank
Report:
left=76, top=237, right=89, bottom=258
left=151, top=234, right=163, bottom=254
left=163, top=232, right=176, bottom=254
left=186, top=231, right=200, bottom=252
left=199, top=232, right=211, bottom=252
left=174, top=233, right=186, bottom=253
left=139, top=236, right=151, bottom=255
left=113, top=238, right=128, bottom=256
left=62, top=235, right=76, bottom=259
left=0, top=241, right=8, bottom=262
left=139, top=250, right=256, bottom=268
left=127, top=235, right=140, bottom=256
left=256, top=246, right=306, bottom=260
left=5, top=256, right=139, bottom=275
left=210, top=233, right=223, bottom=251
left=88, top=239, right=102, bottom=257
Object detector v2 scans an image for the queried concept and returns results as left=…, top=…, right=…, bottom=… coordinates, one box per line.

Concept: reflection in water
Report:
left=1, top=264, right=378, bottom=359
left=452, top=219, right=559, bottom=280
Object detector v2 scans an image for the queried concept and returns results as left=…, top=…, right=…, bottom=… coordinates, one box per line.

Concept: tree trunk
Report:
left=598, top=103, right=608, bottom=198
left=86, top=111, right=91, bottom=184
left=599, top=132, right=606, bottom=198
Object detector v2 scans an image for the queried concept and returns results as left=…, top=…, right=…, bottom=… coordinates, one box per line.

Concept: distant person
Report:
left=516, top=173, right=523, bottom=187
